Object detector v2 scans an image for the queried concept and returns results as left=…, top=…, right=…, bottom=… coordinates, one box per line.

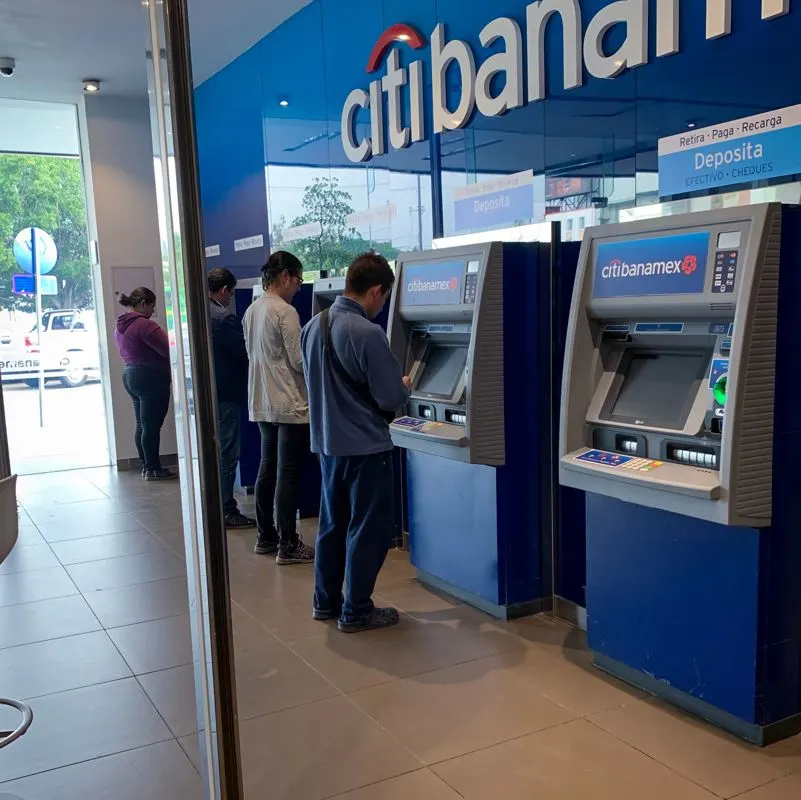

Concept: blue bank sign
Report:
left=453, top=170, right=535, bottom=233
left=658, top=105, right=801, bottom=198
left=402, top=260, right=464, bottom=306
left=593, top=232, right=710, bottom=299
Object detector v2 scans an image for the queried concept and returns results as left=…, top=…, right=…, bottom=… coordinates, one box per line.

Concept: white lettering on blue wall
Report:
left=342, top=0, right=791, bottom=163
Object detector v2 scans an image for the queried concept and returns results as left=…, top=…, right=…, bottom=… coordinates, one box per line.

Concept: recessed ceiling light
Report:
left=82, top=79, right=101, bottom=93
left=687, top=120, right=697, bottom=129
left=279, top=98, right=289, bottom=107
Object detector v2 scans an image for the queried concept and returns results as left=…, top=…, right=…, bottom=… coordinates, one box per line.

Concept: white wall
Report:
left=79, top=94, right=177, bottom=468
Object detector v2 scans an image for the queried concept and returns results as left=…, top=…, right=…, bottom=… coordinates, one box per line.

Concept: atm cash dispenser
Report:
left=387, top=241, right=580, bottom=618
left=559, top=204, right=801, bottom=743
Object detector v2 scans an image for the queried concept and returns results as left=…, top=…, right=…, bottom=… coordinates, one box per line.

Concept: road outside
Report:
left=2, top=382, right=109, bottom=475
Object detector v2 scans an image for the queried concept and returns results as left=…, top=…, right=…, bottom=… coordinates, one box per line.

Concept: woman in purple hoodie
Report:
left=114, top=287, right=176, bottom=481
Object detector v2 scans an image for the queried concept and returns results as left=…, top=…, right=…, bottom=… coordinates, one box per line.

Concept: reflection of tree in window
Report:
left=0, top=155, right=93, bottom=313
left=270, top=176, right=398, bottom=277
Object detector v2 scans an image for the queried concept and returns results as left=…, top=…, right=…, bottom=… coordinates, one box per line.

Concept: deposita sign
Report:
left=341, top=0, right=791, bottom=163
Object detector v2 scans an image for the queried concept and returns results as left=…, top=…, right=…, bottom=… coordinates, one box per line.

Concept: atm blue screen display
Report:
left=593, top=232, right=710, bottom=298
left=401, top=261, right=465, bottom=306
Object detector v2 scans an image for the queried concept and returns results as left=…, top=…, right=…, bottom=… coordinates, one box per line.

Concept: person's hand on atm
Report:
left=402, top=376, right=412, bottom=388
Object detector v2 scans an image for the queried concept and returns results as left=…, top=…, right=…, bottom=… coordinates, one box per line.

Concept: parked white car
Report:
left=0, top=310, right=101, bottom=388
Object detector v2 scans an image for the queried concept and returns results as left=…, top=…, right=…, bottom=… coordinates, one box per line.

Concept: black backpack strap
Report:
left=319, top=308, right=394, bottom=423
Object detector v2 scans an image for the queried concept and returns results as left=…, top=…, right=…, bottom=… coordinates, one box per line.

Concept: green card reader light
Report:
left=713, top=374, right=728, bottom=406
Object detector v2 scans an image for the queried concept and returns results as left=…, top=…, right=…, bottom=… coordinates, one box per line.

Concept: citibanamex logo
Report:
left=600, top=254, right=701, bottom=281
left=681, top=255, right=698, bottom=275
left=340, top=4, right=791, bottom=163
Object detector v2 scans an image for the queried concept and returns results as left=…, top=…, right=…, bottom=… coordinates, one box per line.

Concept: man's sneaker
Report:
left=338, top=607, right=400, bottom=634
left=144, top=468, right=178, bottom=482
left=225, top=511, right=256, bottom=530
left=254, top=536, right=278, bottom=556
left=276, top=541, right=315, bottom=566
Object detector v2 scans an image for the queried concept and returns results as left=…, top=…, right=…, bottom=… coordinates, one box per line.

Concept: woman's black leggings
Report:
left=122, top=365, right=171, bottom=472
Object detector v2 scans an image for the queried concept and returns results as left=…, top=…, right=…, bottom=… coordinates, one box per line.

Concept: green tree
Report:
left=273, top=176, right=399, bottom=276
left=0, top=154, right=92, bottom=313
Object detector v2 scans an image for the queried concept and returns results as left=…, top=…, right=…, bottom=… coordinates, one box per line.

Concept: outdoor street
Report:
left=2, top=381, right=108, bottom=475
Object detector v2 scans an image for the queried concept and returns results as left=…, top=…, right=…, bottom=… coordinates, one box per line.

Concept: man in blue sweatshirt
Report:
left=208, top=268, right=255, bottom=530
left=302, top=253, right=410, bottom=633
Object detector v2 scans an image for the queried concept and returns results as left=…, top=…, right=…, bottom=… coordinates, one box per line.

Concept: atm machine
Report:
left=559, top=204, right=801, bottom=743
left=387, top=241, right=580, bottom=618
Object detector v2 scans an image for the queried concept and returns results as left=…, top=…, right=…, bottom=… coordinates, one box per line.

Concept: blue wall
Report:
left=195, top=0, right=801, bottom=260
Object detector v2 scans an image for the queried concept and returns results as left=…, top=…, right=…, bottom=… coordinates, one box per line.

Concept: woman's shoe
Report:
left=144, top=468, right=178, bottom=482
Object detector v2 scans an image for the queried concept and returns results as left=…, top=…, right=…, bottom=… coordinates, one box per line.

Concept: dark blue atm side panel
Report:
left=407, top=242, right=581, bottom=612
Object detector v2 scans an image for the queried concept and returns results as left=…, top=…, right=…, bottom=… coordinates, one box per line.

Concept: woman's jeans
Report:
left=255, top=422, right=309, bottom=547
left=122, top=365, right=171, bottom=472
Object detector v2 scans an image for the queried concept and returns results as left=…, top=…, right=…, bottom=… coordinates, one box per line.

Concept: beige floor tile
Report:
left=238, top=695, right=420, bottom=800
left=590, top=699, right=801, bottom=798
left=234, top=633, right=338, bottom=722
left=374, top=579, right=464, bottom=615
left=0, top=594, right=100, bottom=649
left=179, top=732, right=201, bottom=771
left=0, top=631, right=131, bottom=699
left=433, top=718, right=717, bottom=800
left=15, top=524, right=46, bottom=547
left=736, top=772, right=801, bottom=799
left=0, top=543, right=61, bottom=575
left=291, top=613, right=524, bottom=693
left=139, top=664, right=199, bottom=737
left=481, top=643, right=643, bottom=716
left=0, top=740, right=201, bottom=798
left=65, top=549, right=186, bottom=592
left=50, top=530, right=166, bottom=565
left=35, top=514, right=147, bottom=541
left=350, top=656, right=576, bottom=763
left=108, top=613, right=193, bottom=675
left=82, top=575, right=189, bottom=628
left=0, top=565, right=79, bottom=608
left=330, top=769, right=464, bottom=799
left=0, top=679, right=172, bottom=782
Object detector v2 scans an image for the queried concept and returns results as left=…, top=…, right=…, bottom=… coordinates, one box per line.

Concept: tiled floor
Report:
left=1, top=468, right=801, bottom=799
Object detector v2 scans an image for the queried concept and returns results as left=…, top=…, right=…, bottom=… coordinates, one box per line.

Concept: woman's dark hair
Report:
left=261, top=251, right=303, bottom=287
left=117, top=287, right=157, bottom=308
left=345, top=252, right=395, bottom=296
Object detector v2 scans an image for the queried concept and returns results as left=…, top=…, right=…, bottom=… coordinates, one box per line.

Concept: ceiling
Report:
left=0, top=0, right=310, bottom=102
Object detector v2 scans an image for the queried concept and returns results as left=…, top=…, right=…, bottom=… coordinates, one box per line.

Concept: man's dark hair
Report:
left=345, top=252, right=395, bottom=296
left=208, top=268, right=237, bottom=294
left=262, top=251, right=303, bottom=287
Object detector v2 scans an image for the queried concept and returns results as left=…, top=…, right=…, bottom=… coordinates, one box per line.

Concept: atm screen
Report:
left=605, top=350, right=709, bottom=430
left=415, top=346, right=468, bottom=399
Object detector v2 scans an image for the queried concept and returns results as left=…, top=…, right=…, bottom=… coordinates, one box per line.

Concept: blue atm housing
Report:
left=404, top=241, right=580, bottom=617
left=569, top=207, right=801, bottom=744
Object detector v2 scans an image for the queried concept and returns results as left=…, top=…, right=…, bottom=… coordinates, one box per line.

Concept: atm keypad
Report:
left=713, top=250, right=738, bottom=294
left=463, top=273, right=478, bottom=304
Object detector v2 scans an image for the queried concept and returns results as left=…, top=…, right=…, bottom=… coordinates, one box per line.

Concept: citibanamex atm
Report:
left=559, top=204, right=801, bottom=744
left=387, top=240, right=579, bottom=618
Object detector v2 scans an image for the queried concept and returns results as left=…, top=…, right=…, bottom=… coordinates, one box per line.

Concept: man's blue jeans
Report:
left=217, top=401, right=241, bottom=516
left=314, top=450, right=395, bottom=623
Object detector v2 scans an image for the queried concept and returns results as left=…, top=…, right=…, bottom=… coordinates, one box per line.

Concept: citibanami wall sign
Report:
left=341, top=0, right=791, bottom=163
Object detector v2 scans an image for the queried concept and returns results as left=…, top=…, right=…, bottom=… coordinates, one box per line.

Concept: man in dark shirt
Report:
left=302, top=253, right=410, bottom=633
left=208, top=268, right=254, bottom=529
